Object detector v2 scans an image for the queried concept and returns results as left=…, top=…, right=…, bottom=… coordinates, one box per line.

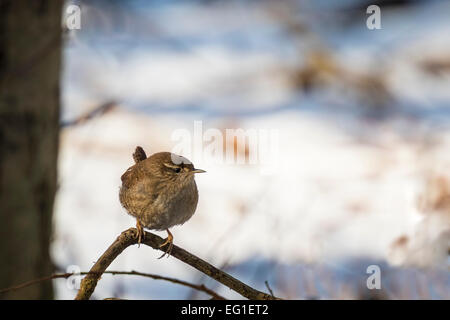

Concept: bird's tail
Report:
left=133, top=146, right=147, bottom=163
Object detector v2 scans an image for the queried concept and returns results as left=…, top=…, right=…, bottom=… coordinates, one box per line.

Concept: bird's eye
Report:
left=174, top=167, right=181, bottom=173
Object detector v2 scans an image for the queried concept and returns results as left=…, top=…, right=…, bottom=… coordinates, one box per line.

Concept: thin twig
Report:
left=75, top=228, right=280, bottom=300
left=0, top=270, right=225, bottom=300
left=0, top=273, right=72, bottom=294
left=265, top=280, right=275, bottom=298
left=103, top=270, right=225, bottom=300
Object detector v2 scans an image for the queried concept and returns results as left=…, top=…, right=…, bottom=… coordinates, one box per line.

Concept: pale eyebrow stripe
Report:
left=163, top=162, right=181, bottom=169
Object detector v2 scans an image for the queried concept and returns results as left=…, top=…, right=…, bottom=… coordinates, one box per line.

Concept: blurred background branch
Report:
left=60, top=101, right=116, bottom=128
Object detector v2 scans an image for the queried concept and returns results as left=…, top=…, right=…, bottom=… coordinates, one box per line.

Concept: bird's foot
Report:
left=136, top=220, right=145, bottom=247
left=157, top=229, right=173, bottom=259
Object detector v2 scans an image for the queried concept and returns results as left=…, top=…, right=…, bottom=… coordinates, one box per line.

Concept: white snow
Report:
left=54, top=0, right=450, bottom=299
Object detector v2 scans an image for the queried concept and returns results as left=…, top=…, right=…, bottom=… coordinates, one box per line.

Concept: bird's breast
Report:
left=141, top=178, right=199, bottom=230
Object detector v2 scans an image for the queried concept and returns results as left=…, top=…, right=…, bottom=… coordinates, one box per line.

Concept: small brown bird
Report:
left=119, top=146, right=205, bottom=258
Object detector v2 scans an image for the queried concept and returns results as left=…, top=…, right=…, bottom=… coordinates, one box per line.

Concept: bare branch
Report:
left=75, top=228, right=280, bottom=300
left=0, top=270, right=225, bottom=300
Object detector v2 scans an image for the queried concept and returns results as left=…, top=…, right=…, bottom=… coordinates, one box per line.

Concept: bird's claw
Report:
left=157, top=229, right=173, bottom=259
left=136, top=221, right=145, bottom=247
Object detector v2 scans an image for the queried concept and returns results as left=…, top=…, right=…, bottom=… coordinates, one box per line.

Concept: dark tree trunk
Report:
left=0, top=0, right=62, bottom=299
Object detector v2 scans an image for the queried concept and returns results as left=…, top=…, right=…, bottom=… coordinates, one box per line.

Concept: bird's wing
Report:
left=120, top=162, right=159, bottom=195
left=120, top=163, right=160, bottom=217
left=120, top=164, right=139, bottom=188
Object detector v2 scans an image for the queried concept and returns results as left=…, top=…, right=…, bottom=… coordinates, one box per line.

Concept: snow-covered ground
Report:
left=54, top=0, right=450, bottom=299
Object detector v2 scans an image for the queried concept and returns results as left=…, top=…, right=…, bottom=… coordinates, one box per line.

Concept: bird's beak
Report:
left=192, top=168, right=206, bottom=174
